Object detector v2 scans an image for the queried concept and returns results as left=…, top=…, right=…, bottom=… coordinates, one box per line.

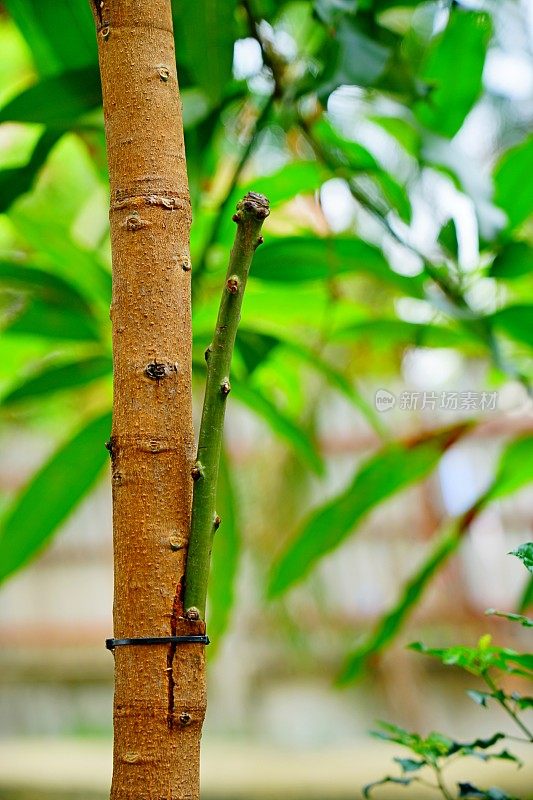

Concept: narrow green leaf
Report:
left=467, top=690, right=490, bottom=708
left=172, top=0, right=237, bottom=104
left=2, top=356, right=112, bottom=407
left=486, top=608, right=533, bottom=628
left=415, top=10, right=491, bottom=137
left=494, top=135, right=533, bottom=233
left=0, top=261, right=93, bottom=313
left=490, top=242, right=533, bottom=280
left=338, top=527, right=460, bottom=683
left=484, top=436, right=533, bottom=504
left=0, top=411, right=112, bottom=583
left=268, top=427, right=466, bottom=598
left=251, top=236, right=424, bottom=296
left=232, top=381, right=324, bottom=476
left=0, top=129, right=64, bottom=212
left=0, top=66, right=101, bottom=127
left=4, top=0, right=97, bottom=77
left=6, top=298, right=100, bottom=342
left=207, top=451, right=240, bottom=652
left=236, top=330, right=279, bottom=376
left=518, top=577, right=533, bottom=612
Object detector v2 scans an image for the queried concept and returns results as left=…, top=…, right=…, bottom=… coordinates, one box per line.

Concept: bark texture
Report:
left=91, top=3, right=206, bottom=799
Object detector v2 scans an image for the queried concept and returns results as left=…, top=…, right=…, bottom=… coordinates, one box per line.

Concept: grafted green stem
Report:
left=184, top=192, right=270, bottom=618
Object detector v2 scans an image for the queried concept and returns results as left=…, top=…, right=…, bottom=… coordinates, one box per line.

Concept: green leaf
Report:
left=369, top=115, right=421, bottom=157
left=207, top=451, right=240, bottom=652
left=4, top=0, right=97, bottom=76
left=172, top=0, right=237, bottom=104
left=0, top=129, right=64, bottom=212
left=393, top=757, right=425, bottom=773
left=268, top=427, right=465, bottom=598
left=415, top=10, right=491, bottom=137
left=232, top=381, right=324, bottom=476
left=1, top=356, right=112, bottom=407
left=319, top=17, right=390, bottom=97
left=484, top=436, right=533, bottom=504
left=490, top=305, right=533, bottom=348
left=509, top=542, right=533, bottom=574
left=6, top=298, right=100, bottom=342
left=458, top=783, right=518, bottom=800
left=494, top=135, right=533, bottom=233
left=0, top=261, right=93, bottom=314
left=0, top=66, right=102, bottom=127
left=363, top=776, right=413, bottom=798
left=339, top=527, right=460, bottom=682
left=519, top=577, right=533, bottom=612
left=312, top=118, right=379, bottom=172
left=236, top=330, right=280, bottom=376
left=490, top=242, right=533, bottom=280
left=410, top=640, right=533, bottom=679
left=0, top=411, right=111, bottom=583
left=467, top=690, right=490, bottom=708
left=251, top=236, right=424, bottom=296
left=485, top=608, right=533, bottom=628
left=511, top=693, right=533, bottom=710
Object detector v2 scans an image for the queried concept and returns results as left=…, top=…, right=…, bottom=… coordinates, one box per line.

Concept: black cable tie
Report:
left=105, top=635, right=210, bottom=651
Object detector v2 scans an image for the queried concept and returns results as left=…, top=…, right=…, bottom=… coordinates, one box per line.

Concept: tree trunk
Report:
left=90, top=3, right=206, bottom=798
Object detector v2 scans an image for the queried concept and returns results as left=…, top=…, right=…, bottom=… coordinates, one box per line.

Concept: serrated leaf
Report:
left=0, top=412, right=111, bottom=583
left=509, top=543, right=533, bottom=574
left=339, top=527, right=460, bottom=682
left=269, top=428, right=466, bottom=599
left=1, top=356, right=112, bottom=407
left=458, top=783, right=517, bottom=800
left=231, top=381, right=324, bottom=476
left=410, top=641, right=533, bottom=678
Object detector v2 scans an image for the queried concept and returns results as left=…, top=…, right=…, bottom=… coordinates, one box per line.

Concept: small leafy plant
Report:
left=364, top=544, right=533, bottom=800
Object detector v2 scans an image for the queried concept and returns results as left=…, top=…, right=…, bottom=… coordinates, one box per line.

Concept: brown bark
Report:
left=91, top=3, right=206, bottom=798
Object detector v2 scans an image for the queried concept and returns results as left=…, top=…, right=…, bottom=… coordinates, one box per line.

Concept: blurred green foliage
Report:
left=0, top=0, right=531, bottom=673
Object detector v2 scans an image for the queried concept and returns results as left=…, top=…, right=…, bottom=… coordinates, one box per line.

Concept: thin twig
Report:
left=483, top=672, right=533, bottom=742
left=184, top=192, right=270, bottom=619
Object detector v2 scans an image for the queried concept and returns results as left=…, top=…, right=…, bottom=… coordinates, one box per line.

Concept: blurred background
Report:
left=0, top=0, right=532, bottom=798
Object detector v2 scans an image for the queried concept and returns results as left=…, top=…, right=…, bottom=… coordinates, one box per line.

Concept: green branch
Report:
left=184, top=192, right=270, bottom=619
